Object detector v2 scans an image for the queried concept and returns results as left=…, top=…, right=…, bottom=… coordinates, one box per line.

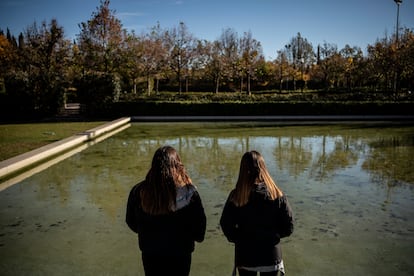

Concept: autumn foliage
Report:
left=0, top=0, right=413, bottom=119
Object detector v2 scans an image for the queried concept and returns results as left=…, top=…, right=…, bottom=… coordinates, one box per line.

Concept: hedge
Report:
left=111, top=101, right=414, bottom=117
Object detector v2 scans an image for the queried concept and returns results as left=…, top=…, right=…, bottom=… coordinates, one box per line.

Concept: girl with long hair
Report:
left=126, top=145, right=206, bottom=276
left=220, top=150, right=294, bottom=276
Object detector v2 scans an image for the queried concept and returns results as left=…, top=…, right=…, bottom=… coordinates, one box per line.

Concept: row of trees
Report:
left=1, top=0, right=413, bottom=116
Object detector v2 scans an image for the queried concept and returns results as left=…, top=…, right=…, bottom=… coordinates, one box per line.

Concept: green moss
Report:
left=0, top=122, right=104, bottom=161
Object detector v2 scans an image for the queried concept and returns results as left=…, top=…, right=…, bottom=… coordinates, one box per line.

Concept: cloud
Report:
left=118, top=12, right=145, bottom=17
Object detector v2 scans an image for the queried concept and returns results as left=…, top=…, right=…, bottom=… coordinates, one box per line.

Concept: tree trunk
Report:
left=133, top=78, right=137, bottom=94
left=178, top=67, right=182, bottom=94
left=240, top=76, right=243, bottom=93
left=155, top=78, right=159, bottom=94
left=293, top=76, right=296, bottom=91
left=279, top=80, right=283, bottom=93
left=147, top=74, right=151, bottom=96
left=247, top=72, right=251, bottom=96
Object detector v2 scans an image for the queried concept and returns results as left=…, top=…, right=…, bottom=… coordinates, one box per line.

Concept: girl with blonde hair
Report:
left=220, top=150, right=294, bottom=276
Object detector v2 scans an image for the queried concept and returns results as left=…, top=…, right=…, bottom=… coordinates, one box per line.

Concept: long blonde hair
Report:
left=230, top=150, right=283, bottom=207
left=140, top=145, right=192, bottom=215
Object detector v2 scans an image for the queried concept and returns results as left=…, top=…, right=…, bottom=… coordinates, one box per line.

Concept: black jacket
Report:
left=126, top=181, right=206, bottom=256
left=220, top=183, right=294, bottom=267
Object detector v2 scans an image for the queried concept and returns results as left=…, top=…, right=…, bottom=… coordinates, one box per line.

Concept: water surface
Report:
left=0, top=122, right=413, bottom=275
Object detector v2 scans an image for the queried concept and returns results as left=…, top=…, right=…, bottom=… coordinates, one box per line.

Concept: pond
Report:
left=0, top=122, right=413, bottom=275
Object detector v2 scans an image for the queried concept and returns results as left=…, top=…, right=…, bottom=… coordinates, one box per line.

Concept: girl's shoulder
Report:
left=274, top=194, right=291, bottom=208
left=129, top=180, right=146, bottom=199
left=175, top=183, right=199, bottom=210
left=177, top=183, right=198, bottom=195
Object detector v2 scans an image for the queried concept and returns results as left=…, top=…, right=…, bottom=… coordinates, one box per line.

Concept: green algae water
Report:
left=0, top=122, right=413, bottom=275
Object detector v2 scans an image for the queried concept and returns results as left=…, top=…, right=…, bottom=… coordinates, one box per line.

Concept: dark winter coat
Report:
left=220, top=183, right=294, bottom=267
left=126, top=181, right=206, bottom=256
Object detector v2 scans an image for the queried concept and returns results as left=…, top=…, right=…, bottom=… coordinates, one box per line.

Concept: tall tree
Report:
left=141, top=23, right=168, bottom=95
left=367, top=36, right=395, bottom=90
left=219, top=28, right=240, bottom=91
left=275, top=50, right=290, bottom=92
left=285, top=33, right=314, bottom=91
left=77, top=0, right=126, bottom=74
left=367, top=28, right=414, bottom=92
left=8, top=19, right=71, bottom=115
left=239, top=31, right=263, bottom=95
left=312, top=42, right=340, bottom=90
left=0, top=34, right=16, bottom=77
left=397, top=28, right=414, bottom=91
left=339, top=44, right=363, bottom=91
left=123, top=32, right=143, bottom=94
left=165, top=22, right=196, bottom=93
left=204, top=40, right=225, bottom=93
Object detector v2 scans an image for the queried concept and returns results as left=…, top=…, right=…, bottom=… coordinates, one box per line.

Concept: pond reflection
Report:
left=0, top=122, right=413, bottom=275
left=363, top=135, right=414, bottom=186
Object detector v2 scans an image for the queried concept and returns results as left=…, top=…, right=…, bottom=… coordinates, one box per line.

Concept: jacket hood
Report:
left=175, top=184, right=196, bottom=211
left=251, top=182, right=271, bottom=200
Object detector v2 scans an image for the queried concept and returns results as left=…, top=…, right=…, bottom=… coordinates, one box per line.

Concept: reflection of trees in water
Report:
left=309, top=136, right=359, bottom=181
left=184, top=136, right=245, bottom=192
left=362, top=136, right=414, bottom=186
left=272, top=135, right=360, bottom=182
left=361, top=135, right=414, bottom=208
left=273, top=137, right=312, bottom=179
left=39, top=125, right=412, bottom=219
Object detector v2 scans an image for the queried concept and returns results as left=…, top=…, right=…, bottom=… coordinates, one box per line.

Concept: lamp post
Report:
left=393, top=0, right=402, bottom=92
left=394, top=0, right=402, bottom=45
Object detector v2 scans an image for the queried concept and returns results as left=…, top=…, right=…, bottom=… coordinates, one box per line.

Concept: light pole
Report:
left=394, top=0, right=402, bottom=45
left=393, top=0, right=402, bottom=92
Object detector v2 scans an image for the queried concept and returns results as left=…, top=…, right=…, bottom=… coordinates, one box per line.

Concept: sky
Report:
left=1, top=0, right=413, bottom=60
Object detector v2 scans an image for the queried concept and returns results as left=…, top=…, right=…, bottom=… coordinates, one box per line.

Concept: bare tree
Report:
left=147, top=23, right=168, bottom=94
left=285, top=32, right=314, bottom=91
left=239, top=31, right=263, bottom=95
left=204, top=40, right=225, bottom=93
left=124, top=32, right=143, bottom=94
left=219, top=28, right=240, bottom=91
left=275, top=50, right=289, bottom=92
left=134, top=25, right=169, bottom=96
left=164, top=22, right=196, bottom=93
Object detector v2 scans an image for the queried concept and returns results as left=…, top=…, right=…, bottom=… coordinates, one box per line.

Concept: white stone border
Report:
left=0, top=117, right=131, bottom=187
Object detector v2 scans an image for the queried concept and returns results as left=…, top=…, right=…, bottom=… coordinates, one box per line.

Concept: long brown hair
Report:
left=230, top=150, right=283, bottom=207
left=140, top=145, right=192, bottom=215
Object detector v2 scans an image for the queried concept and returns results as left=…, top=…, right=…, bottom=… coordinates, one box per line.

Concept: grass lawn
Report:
left=0, top=121, right=105, bottom=161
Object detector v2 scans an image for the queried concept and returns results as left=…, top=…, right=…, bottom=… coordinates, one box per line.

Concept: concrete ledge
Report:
left=131, top=115, right=414, bottom=123
left=0, top=117, right=131, bottom=181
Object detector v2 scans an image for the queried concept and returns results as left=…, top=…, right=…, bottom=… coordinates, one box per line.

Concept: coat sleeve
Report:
left=277, top=195, right=294, bottom=238
left=126, top=184, right=140, bottom=233
left=189, top=190, right=207, bottom=243
left=220, top=192, right=239, bottom=243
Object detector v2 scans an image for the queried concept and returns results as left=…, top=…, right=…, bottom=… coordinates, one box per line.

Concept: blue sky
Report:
left=1, top=0, right=413, bottom=60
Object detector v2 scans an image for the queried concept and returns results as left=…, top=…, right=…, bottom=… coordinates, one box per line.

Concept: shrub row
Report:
left=111, top=101, right=414, bottom=117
